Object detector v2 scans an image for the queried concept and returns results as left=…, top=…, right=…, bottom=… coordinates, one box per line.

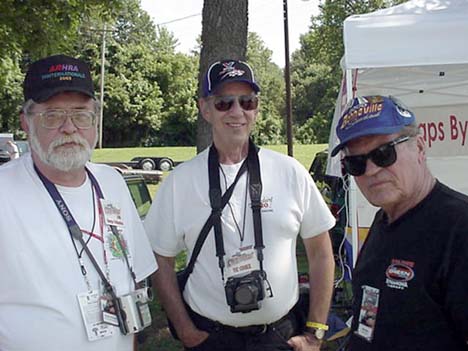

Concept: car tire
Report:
left=139, top=158, right=156, bottom=171
left=158, top=158, right=173, bottom=171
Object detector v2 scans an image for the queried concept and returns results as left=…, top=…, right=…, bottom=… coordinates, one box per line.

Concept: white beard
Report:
left=29, top=122, right=97, bottom=172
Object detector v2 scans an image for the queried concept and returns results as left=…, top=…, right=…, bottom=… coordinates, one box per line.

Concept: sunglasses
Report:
left=342, top=136, right=410, bottom=176
left=211, top=95, right=259, bottom=112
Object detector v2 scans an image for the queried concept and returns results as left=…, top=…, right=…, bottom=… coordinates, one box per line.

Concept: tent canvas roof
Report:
left=343, top=0, right=468, bottom=69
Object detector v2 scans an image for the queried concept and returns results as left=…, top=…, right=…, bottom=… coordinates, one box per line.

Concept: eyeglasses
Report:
left=30, top=109, right=96, bottom=130
left=342, top=136, right=410, bottom=176
left=211, top=95, right=259, bottom=112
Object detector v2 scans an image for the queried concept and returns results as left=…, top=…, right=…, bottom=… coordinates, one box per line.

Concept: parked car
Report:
left=122, top=173, right=152, bottom=220
left=15, top=141, right=30, bottom=156
left=0, top=150, right=10, bottom=165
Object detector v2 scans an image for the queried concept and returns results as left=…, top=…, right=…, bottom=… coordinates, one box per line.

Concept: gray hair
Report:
left=400, top=123, right=420, bottom=138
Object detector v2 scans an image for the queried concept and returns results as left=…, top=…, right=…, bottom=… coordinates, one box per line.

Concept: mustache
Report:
left=49, top=134, right=89, bottom=149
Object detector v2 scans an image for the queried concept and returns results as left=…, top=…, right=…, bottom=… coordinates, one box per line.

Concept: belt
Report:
left=188, top=304, right=295, bottom=336
left=210, top=313, right=291, bottom=335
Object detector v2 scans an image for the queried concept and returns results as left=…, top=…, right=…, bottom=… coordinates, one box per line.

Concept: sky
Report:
left=140, top=0, right=320, bottom=67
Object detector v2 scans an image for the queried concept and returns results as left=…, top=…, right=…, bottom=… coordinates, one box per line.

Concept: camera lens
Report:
left=235, top=285, right=258, bottom=305
left=146, top=287, right=153, bottom=301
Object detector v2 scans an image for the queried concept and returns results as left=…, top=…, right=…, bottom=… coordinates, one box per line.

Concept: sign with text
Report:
left=414, top=105, right=468, bottom=156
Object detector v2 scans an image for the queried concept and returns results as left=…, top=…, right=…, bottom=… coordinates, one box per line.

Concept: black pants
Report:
left=185, top=297, right=308, bottom=351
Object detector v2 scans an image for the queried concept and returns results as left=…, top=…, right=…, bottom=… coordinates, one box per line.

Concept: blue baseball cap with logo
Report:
left=331, top=95, right=416, bottom=157
left=202, top=59, right=260, bottom=97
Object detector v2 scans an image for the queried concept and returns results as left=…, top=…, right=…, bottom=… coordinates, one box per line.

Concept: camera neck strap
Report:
left=208, top=139, right=265, bottom=280
left=183, top=149, right=248, bottom=280
left=34, top=165, right=138, bottom=291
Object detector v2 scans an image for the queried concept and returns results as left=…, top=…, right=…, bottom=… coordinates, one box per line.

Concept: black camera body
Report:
left=225, top=270, right=266, bottom=313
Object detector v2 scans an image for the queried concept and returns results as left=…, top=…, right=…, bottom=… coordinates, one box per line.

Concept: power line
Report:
left=156, top=13, right=201, bottom=26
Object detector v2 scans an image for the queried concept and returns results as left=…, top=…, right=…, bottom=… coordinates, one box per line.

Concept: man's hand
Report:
left=180, top=327, right=210, bottom=348
left=287, top=333, right=322, bottom=351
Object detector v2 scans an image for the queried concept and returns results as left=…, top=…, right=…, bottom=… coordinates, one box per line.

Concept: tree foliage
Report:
left=0, top=0, right=123, bottom=61
left=247, top=33, right=285, bottom=145
left=0, top=0, right=408, bottom=147
left=291, top=0, right=407, bottom=143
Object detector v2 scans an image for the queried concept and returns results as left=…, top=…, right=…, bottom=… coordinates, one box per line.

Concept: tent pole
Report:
left=344, top=69, right=360, bottom=268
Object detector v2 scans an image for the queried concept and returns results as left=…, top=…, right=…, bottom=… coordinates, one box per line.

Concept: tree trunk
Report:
left=197, top=0, right=249, bottom=153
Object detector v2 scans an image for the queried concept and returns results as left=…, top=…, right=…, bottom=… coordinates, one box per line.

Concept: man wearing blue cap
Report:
left=332, top=95, right=468, bottom=350
left=144, top=59, right=336, bottom=351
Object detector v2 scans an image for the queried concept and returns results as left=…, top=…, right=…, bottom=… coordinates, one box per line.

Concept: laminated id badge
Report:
left=77, top=290, right=115, bottom=341
left=225, top=246, right=260, bottom=279
left=355, top=285, right=379, bottom=342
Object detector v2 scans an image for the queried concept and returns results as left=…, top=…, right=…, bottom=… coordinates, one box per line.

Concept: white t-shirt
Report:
left=0, top=154, right=157, bottom=351
left=144, top=147, right=335, bottom=326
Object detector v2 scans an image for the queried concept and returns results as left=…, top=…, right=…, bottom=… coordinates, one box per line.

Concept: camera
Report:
left=117, top=287, right=153, bottom=335
left=225, top=270, right=266, bottom=313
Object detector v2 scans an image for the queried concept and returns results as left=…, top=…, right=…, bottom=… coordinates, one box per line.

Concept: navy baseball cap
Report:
left=23, top=54, right=95, bottom=103
left=331, top=95, right=415, bottom=157
left=202, top=59, right=260, bottom=97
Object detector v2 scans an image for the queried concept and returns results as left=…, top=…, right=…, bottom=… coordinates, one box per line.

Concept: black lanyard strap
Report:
left=246, top=140, right=265, bottom=271
left=177, top=150, right=248, bottom=293
left=208, top=139, right=265, bottom=279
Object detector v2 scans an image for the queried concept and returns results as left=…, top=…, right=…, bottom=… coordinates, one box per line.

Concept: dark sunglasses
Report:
left=212, top=95, right=259, bottom=112
left=342, top=136, right=410, bottom=176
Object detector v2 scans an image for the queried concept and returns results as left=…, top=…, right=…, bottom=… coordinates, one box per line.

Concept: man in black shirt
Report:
left=331, top=95, right=468, bottom=350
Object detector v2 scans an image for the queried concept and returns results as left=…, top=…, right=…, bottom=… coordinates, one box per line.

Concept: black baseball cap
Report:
left=202, top=59, right=260, bottom=97
left=23, top=54, right=95, bottom=103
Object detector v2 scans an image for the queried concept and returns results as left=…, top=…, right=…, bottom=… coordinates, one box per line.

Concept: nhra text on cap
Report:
left=203, top=59, right=260, bottom=97
left=23, top=54, right=95, bottom=103
left=331, top=95, right=416, bottom=157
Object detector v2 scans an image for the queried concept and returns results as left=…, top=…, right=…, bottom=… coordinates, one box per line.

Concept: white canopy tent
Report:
left=327, top=0, right=468, bottom=266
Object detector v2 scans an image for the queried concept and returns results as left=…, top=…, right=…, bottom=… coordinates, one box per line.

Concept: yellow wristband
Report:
left=306, top=321, right=329, bottom=331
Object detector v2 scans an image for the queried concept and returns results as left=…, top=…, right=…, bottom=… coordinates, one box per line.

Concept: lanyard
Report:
left=34, top=165, right=138, bottom=292
left=208, top=139, right=265, bottom=280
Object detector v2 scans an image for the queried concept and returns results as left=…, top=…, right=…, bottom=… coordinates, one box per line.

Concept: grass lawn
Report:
left=92, top=143, right=339, bottom=351
left=92, top=143, right=328, bottom=170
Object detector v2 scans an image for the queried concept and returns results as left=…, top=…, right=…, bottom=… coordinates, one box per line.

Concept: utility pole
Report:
left=86, top=24, right=114, bottom=149
left=283, top=0, right=294, bottom=157
left=98, top=23, right=106, bottom=149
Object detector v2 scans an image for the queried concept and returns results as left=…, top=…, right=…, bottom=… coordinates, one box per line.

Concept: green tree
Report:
left=0, top=1, right=123, bottom=61
left=79, top=1, right=198, bottom=146
left=0, top=0, right=124, bottom=136
left=292, top=0, right=406, bottom=143
left=0, top=54, right=23, bottom=136
left=247, top=32, right=285, bottom=145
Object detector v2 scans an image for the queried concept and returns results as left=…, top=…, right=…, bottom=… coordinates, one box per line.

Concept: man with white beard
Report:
left=0, top=55, right=157, bottom=351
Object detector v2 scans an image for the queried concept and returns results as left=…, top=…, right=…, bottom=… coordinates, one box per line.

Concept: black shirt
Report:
left=349, top=181, right=468, bottom=351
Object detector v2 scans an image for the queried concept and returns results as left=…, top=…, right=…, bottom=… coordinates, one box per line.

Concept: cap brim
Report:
left=32, top=87, right=95, bottom=103
left=206, top=79, right=260, bottom=97
left=331, top=125, right=407, bottom=157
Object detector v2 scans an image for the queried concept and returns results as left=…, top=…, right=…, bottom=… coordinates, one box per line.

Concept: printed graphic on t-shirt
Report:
left=106, top=227, right=130, bottom=260
left=261, top=196, right=273, bottom=212
left=385, top=259, right=415, bottom=290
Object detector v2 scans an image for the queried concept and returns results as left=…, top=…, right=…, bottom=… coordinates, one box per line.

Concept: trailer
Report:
left=103, top=156, right=178, bottom=172
left=129, top=156, right=176, bottom=171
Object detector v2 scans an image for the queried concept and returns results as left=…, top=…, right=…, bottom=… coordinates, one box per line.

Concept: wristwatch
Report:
left=305, top=321, right=329, bottom=340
